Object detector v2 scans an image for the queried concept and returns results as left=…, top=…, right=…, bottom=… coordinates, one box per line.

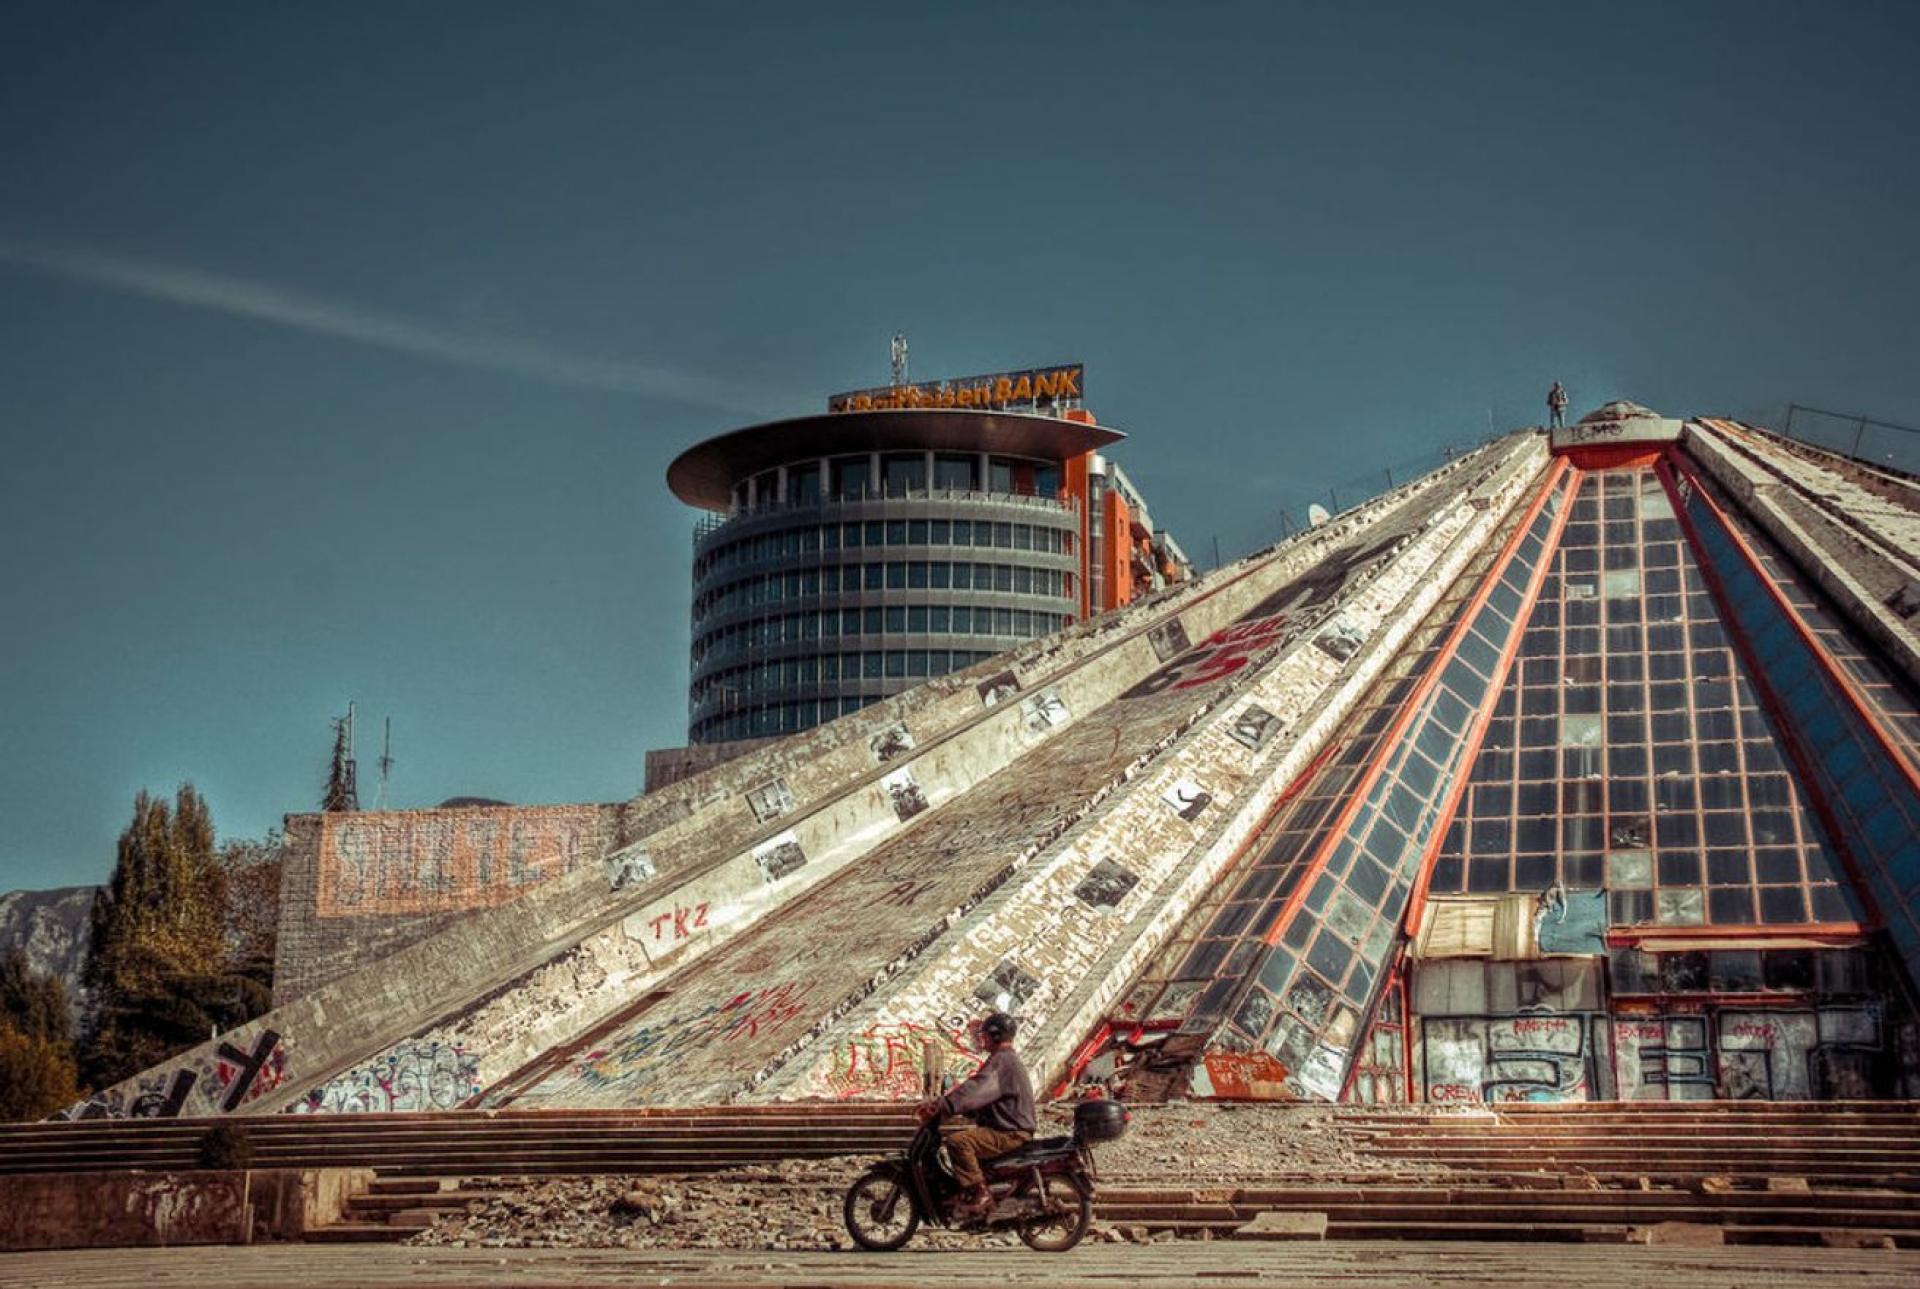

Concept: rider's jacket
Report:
left=937, top=1048, right=1036, bottom=1135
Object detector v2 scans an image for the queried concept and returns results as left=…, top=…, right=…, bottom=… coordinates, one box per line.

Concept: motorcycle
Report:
left=841, top=1097, right=1128, bottom=1253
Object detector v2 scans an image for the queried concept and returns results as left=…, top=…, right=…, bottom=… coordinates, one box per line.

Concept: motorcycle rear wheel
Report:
left=843, top=1169, right=920, bottom=1251
left=1017, top=1173, right=1091, bottom=1252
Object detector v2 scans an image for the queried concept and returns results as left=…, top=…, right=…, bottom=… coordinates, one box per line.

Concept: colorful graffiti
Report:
left=814, top=1018, right=979, bottom=1100
left=530, top=980, right=819, bottom=1102
left=295, top=1040, right=484, bottom=1114
left=1422, top=1012, right=1596, bottom=1104
left=213, top=1029, right=288, bottom=1111
left=1613, top=1015, right=1714, bottom=1101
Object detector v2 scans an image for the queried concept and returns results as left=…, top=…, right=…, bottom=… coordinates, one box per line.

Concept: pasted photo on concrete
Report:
left=603, top=842, right=656, bottom=892
left=1162, top=779, right=1212, bottom=822
left=1073, top=858, right=1140, bottom=909
left=975, top=670, right=1021, bottom=707
left=1313, top=614, right=1367, bottom=662
left=1226, top=702, right=1283, bottom=753
left=868, top=721, right=916, bottom=763
left=752, top=832, right=807, bottom=883
left=1147, top=617, right=1192, bottom=662
left=744, top=777, right=797, bottom=824
left=1021, top=687, right=1069, bottom=734
left=881, top=766, right=929, bottom=821
left=974, top=958, right=1041, bottom=1011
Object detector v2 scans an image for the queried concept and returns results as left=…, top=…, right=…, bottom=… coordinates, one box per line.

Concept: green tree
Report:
left=0, top=1025, right=79, bottom=1122
left=217, top=829, right=283, bottom=1018
left=79, top=785, right=239, bottom=1089
left=0, top=948, right=79, bottom=1121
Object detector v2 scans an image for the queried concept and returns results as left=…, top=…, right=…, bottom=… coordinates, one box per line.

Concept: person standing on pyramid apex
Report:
left=1548, top=380, right=1570, bottom=429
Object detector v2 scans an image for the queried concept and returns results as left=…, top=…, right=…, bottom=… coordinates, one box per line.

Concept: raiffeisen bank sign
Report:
left=827, top=363, right=1084, bottom=413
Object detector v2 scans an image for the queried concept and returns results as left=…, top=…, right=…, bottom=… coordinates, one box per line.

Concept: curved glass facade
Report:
left=688, top=487, right=1078, bottom=742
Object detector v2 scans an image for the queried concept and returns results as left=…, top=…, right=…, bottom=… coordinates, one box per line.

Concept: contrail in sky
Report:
left=0, top=237, right=786, bottom=418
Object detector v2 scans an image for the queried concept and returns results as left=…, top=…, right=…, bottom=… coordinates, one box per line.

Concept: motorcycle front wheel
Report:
left=843, top=1168, right=920, bottom=1251
left=1017, top=1172, right=1091, bottom=1252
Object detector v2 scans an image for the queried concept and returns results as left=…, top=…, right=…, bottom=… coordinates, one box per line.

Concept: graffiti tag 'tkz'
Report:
left=646, top=902, right=711, bottom=942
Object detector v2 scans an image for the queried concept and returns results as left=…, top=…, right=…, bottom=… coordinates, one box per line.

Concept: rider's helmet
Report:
left=980, top=1011, right=1017, bottom=1043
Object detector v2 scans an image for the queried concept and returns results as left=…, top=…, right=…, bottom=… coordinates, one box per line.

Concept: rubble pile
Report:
left=406, top=1104, right=1459, bottom=1251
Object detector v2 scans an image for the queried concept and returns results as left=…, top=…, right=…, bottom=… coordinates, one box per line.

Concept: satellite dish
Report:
left=1307, top=503, right=1332, bottom=528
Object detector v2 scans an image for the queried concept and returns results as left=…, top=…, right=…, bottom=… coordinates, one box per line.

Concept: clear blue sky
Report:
left=3, top=2, right=1917, bottom=893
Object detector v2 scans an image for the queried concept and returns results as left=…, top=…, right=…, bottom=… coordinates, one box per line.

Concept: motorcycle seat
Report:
left=983, top=1135, right=1075, bottom=1175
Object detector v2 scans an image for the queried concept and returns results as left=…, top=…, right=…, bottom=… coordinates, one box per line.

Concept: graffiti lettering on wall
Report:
left=214, top=1029, right=288, bottom=1111
left=57, top=1066, right=201, bottom=1120
left=318, top=805, right=606, bottom=917
left=533, top=980, right=820, bottom=1101
left=814, top=1018, right=980, bottom=1100
left=1613, top=1016, right=1713, bottom=1101
left=1718, top=1007, right=1882, bottom=1101
left=1422, top=1012, right=1596, bottom=1104
left=1193, top=1049, right=1291, bottom=1099
left=642, top=901, right=712, bottom=945
left=295, top=1041, right=484, bottom=1114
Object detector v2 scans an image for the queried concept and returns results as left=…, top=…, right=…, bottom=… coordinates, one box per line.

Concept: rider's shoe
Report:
left=953, top=1185, right=994, bottom=1221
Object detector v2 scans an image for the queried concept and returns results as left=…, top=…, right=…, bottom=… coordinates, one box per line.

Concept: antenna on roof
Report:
left=890, top=332, right=909, bottom=387
left=375, top=716, right=394, bottom=811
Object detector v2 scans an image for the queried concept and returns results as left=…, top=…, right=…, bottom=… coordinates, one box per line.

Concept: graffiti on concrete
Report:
left=295, top=1040, right=484, bottom=1114
left=882, top=767, right=930, bottom=821
left=1193, top=1049, right=1291, bottom=1098
left=1613, top=1015, right=1714, bottom=1101
left=1422, top=1011, right=1595, bottom=1104
left=56, top=1066, right=201, bottom=1120
left=814, top=1018, right=980, bottom=1100
left=638, top=900, right=712, bottom=948
left=531, top=980, right=820, bottom=1101
left=752, top=832, right=807, bottom=883
left=1125, top=528, right=1408, bottom=701
left=317, top=805, right=605, bottom=917
left=1717, top=1007, right=1882, bottom=1100
left=214, top=1030, right=288, bottom=1112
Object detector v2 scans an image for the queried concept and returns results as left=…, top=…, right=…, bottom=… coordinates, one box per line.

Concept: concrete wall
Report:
left=274, top=806, right=620, bottom=1004
left=0, top=1167, right=367, bottom=1250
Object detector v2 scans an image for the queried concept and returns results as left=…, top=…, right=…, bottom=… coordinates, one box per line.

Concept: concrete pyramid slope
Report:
left=68, top=433, right=1530, bottom=1119
left=69, top=410, right=1920, bottom=1118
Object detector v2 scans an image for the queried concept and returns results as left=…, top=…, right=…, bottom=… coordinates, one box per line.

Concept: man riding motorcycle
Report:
left=916, top=1011, right=1034, bottom=1219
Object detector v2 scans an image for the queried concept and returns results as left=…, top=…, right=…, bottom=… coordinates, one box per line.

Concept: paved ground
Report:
left=5, top=1242, right=1918, bottom=1288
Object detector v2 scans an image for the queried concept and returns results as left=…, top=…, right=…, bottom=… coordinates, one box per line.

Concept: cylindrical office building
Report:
left=668, top=408, right=1118, bottom=743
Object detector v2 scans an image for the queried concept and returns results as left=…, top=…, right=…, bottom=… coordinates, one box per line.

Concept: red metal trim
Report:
left=1655, top=453, right=1894, bottom=936
left=1259, top=459, right=1575, bottom=948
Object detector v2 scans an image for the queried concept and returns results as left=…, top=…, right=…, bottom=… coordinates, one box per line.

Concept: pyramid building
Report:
left=72, top=406, right=1920, bottom=1119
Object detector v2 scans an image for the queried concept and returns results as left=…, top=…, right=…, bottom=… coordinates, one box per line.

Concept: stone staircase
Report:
left=7, top=1102, right=1916, bottom=1247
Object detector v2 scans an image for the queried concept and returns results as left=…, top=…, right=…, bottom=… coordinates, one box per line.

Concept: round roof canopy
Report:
left=666, top=409, right=1125, bottom=511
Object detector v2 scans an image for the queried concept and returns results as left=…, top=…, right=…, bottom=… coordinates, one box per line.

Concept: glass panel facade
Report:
left=1429, top=467, right=1851, bottom=932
